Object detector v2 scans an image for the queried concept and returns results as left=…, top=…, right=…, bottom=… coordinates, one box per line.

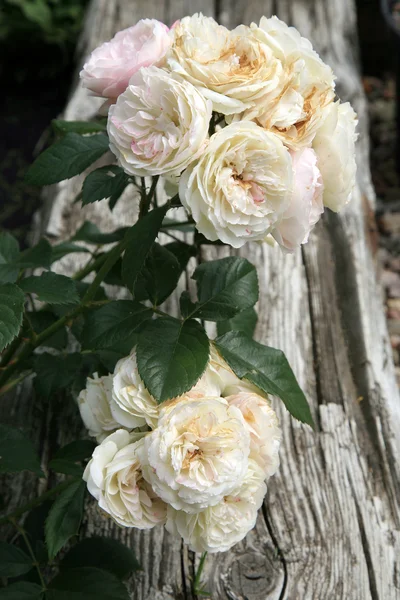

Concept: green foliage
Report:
left=0, top=542, right=33, bottom=577
left=52, top=120, right=106, bottom=136
left=33, top=353, right=82, bottom=398
left=47, top=567, right=130, bottom=600
left=0, top=0, right=88, bottom=50
left=28, top=311, right=68, bottom=350
left=182, top=256, right=259, bottom=321
left=134, top=243, right=181, bottom=305
left=137, top=317, right=209, bottom=403
left=72, top=221, right=128, bottom=245
left=0, top=581, right=43, bottom=599
left=0, top=283, right=25, bottom=351
left=122, top=205, right=169, bottom=294
left=19, top=272, right=79, bottom=305
left=50, top=242, right=90, bottom=263
left=217, top=307, right=258, bottom=338
left=81, top=300, right=152, bottom=351
left=0, top=424, right=42, bottom=475
left=215, top=332, right=314, bottom=427
left=25, top=133, right=109, bottom=187
left=17, top=239, right=53, bottom=269
left=45, top=480, right=86, bottom=560
left=0, top=232, right=20, bottom=283
left=82, top=166, right=130, bottom=210
left=61, top=537, right=140, bottom=579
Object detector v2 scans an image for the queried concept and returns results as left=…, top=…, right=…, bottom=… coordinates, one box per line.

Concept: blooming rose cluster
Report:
left=79, top=347, right=281, bottom=553
left=81, top=13, right=358, bottom=251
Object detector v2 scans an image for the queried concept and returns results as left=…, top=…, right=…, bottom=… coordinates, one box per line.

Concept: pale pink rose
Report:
left=80, top=19, right=171, bottom=101
left=272, top=147, right=324, bottom=251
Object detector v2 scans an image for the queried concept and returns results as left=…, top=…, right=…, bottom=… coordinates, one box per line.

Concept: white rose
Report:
left=80, top=19, right=171, bottom=102
left=226, top=392, right=281, bottom=478
left=166, top=459, right=266, bottom=553
left=138, top=396, right=250, bottom=512
left=111, top=350, right=159, bottom=430
left=179, top=122, right=293, bottom=248
left=312, top=101, right=358, bottom=212
left=83, top=429, right=167, bottom=529
left=272, top=147, right=324, bottom=251
left=77, top=374, right=120, bottom=442
left=167, top=14, right=284, bottom=115
left=241, top=16, right=335, bottom=149
left=107, top=66, right=211, bottom=177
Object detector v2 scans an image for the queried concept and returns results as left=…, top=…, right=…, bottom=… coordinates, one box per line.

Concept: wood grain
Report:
left=1, top=1, right=399, bottom=598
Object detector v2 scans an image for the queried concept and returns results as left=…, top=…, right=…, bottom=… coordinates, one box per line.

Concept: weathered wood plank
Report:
left=2, top=0, right=400, bottom=599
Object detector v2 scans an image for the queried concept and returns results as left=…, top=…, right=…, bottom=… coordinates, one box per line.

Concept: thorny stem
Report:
left=10, top=518, right=47, bottom=591
left=193, top=552, right=208, bottom=596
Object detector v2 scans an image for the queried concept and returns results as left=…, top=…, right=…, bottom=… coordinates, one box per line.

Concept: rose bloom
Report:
left=179, top=122, right=293, bottom=248
left=108, top=66, right=211, bottom=177
left=83, top=429, right=167, bottom=528
left=77, top=374, right=120, bottom=442
left=166, top=459, right=267, bottom=553
left=111, top=350, right=159, bottom=430
left=313, top=101, right=358, bottom=212
left=272, top=147, right=324, bottom=251
left=80, top=19, right=171, bottom=102
left=138, top=396, right=250, bottom=513
left=226, top=391, right=281, bottom=479
left=167, top=14, right=285, bottom=116
left=167, top=13, right=285, bottom=115
left=239, top=16, right=335, bottom=150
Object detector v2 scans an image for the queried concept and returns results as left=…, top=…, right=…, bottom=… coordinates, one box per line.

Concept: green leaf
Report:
left=122, top=205, right=169, bottom=294
left=28, top=311, right=68, bottom=349
left=49, top=460, right=84, bottom=477
left=50, top=242, right=90, bottom=263
left=17, top=239, right=52, bottom=269
left=82, top=300, right=152, bottom=351
left=47, top=567, right=130, bottom=600
left=215, top=332, right=314, bottom=427
left=0, top=232, right=20, bottom=283
left=0, top=582, right=43, bottom=599
left=137, top=317, right=209, bottom=403
left=0, top=542, right=33, bottom=577
left=52, top=440, right=96, bottom=462
left=45, top=480, right=86, bottom=560
left=61, top=538, right=140, bottom=579
left=19, top=272, right=79, bottom=305
left=134, top=243, right=181, bottom=305
left=25, top=133, right=110, bottom=186
left=82, top=166, right=130, bottom=208
left=0, top=424, right=42, bottom=475
left=72, top=222, right=128, bottom=245
left=217, top=307, right=258, bottom=338
left=33, top=353, right=82, bottom=398
left=164, top=241, right=196, bottom=270
left=0, top=284, right=25, bottom=352
left=189, top=256, right=259, bottom=321
left=161, top=218, right=195, bottom=232
left=52, top=120, right=106, bottom=136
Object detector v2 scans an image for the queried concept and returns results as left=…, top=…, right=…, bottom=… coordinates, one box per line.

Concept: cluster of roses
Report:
left=80, top=348, right=281, bottom=553
left=81, top=13, right=357, bottom=250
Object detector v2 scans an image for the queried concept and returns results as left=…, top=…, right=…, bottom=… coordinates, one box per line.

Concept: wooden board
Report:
left=2, top=1, right=400, bottom=598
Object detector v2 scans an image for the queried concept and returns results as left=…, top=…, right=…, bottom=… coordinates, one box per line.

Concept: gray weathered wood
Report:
left=2, top=1, right=400, bottom=598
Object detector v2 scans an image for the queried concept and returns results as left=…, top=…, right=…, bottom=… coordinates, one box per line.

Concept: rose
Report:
left=83, top=429, right=167, bottom=529
left=166, top=459, right=266, bottom=552
left=244, top=16, right=336, bottom=150
left=107, top=66, right=211, bottom=177
left=226, top=391, right=281, bottom=478
left=138, top=396, right=250, bottom=512
left=272, top=147, right=324, bottom=251
left=167, top=14, right=284, bottom=115
left=179, top=122, right=293, bottom=248
left=80, top=19, right=171, bottom=102
left=110, top=350, right=159, bottom=430
left=312, top=101, right=358, bottom=212
left=77, top=374, right=120, bottom=442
